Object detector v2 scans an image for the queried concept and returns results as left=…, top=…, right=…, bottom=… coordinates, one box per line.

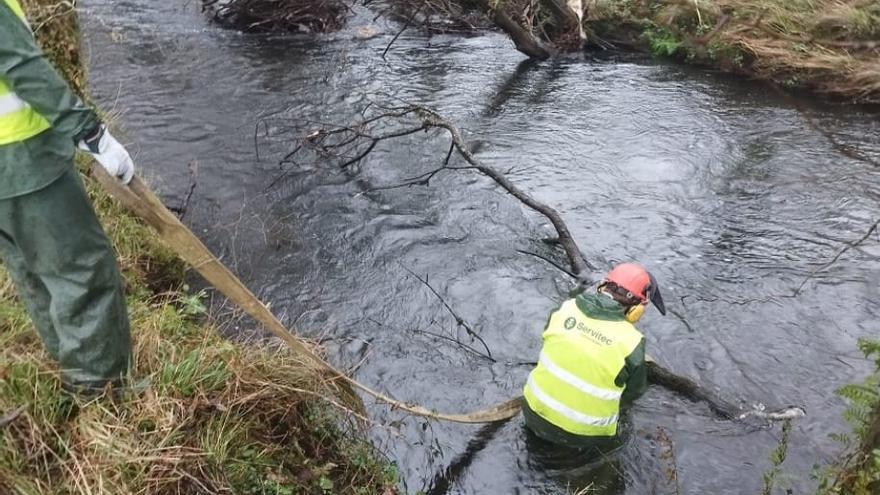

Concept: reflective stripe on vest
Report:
left=0, top=0, right=52, bottom=145
left=523, top=299, right=643, bottom=437
left=525, top=375, right=619, bottom=428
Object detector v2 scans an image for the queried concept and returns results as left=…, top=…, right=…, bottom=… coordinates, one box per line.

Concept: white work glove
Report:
left=77, top=124, right=135, bottom=184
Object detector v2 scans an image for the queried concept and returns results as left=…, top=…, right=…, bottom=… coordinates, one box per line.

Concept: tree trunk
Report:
left=477, top=0, right=552, bottom=59
left=541, top=0, right=579, bottom=31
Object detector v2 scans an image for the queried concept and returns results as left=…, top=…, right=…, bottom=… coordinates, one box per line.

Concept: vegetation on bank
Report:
left=203, top=0, right=879, bottom=102
left=817, top=339, right=880, bottom=494
left=0, top=1, right=396, bottom=493
left=586, top=0, right=880, bottom=103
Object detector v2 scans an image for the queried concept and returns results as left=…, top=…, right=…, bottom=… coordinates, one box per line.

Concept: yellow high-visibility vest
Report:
left=0, top=0, right=52, bottom=145
left=523, top=299, right=644, bottom=436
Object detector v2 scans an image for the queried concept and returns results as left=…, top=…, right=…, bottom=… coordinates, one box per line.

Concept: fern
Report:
left=817, top=339, right=880, bottom=493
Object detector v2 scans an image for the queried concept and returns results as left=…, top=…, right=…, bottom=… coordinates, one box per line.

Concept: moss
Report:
left=0, top=1, right=397, bottom=493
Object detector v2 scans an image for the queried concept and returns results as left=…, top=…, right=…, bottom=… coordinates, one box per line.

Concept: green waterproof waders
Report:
left=0, top=139, right=130, bottom=386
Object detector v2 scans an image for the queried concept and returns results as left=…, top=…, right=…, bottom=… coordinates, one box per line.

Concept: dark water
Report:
left=81, top=1, right=880, bottom=493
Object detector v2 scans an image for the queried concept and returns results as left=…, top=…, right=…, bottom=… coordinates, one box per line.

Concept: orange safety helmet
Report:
left=604, top=263, right=666, bottom=315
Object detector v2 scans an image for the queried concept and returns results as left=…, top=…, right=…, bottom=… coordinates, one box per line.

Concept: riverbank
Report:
left=0, top=1, right=396, bottom=493
left=586, top=0, right=880, bottom=104
left=201, top=0, right=879, bottom=102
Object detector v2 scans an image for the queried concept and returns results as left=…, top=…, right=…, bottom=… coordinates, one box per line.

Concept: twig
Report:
left=768, top=83, right=879, bottom=168
left=793, top=217, right=880, bottom=295
left=667, top=308, right=695, bottom=333
left=400, top=264, right=494, bottom=360
left=383, top=3, right=424, bottom=60
left=411, top=328, right=496, bottom=363
left=681, top=216, right=880, bottom=304
left=366, top=317, right=495, bottom=363
left=167, top=160, right=199, bottom=218
left=253, top=119, right=267, bottom=162
left=515, top=248, right=578, bottom=279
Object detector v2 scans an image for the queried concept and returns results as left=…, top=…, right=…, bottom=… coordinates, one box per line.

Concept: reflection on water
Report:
left=81, top=0, right=880, bottom=492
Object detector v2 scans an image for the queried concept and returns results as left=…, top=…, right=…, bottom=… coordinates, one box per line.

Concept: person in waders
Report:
left=522, top=263, right=666, bottom=466
left=1, top=0, right=135, bottom=396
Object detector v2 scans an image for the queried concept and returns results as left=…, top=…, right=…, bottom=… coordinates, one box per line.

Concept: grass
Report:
left=0, top=1, right=397, bottom=493
left=586, top=0, right=880, bottom=103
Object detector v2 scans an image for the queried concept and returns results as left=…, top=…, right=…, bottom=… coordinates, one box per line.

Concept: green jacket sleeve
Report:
left=615, top=337, right=647, bottom=407
left=0, top=5, right=98, bottom=142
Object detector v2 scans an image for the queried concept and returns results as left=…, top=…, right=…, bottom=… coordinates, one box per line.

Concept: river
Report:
left=80, top=1, right=880, bottom=493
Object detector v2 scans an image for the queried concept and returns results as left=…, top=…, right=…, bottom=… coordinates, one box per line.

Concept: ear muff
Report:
left=625, top=304, right=646, bottom=323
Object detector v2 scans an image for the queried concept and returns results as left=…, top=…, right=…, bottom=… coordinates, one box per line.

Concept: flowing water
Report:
left=81, top=1, right=880, bottom=493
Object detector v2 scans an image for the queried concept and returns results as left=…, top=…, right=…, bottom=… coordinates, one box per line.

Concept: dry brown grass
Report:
left=0, top=289, right=395, bottom=494
left=589, top=0, right=880, bottom=102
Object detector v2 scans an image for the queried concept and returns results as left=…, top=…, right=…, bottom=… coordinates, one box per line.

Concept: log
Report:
left=476, top=0, right=552, bottom=59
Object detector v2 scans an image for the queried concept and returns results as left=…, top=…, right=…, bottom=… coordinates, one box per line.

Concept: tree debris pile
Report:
left=202, top=0, right=350, bottom=33
left=382, top=0, right=494, bottom=34
left=388, top=0, right=585, bottom=54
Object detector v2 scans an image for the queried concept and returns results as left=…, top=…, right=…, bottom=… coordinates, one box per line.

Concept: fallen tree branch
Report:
left=281, top=104, right=592, bottom=275
left=275, top=103, right=804, bottom=423
left=476, top=0, right=552, bottom=59
left=419, top=107, right=593, bottom=275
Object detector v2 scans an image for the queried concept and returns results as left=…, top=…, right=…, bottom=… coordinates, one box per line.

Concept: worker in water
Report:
left=523, top=263, right=666, bottom=451
left=1, top=0, right=135, bottom=395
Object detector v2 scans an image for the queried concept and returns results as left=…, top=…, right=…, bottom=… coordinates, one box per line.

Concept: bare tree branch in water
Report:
left=793, top=216, right=880, bottom=295
left=678, top=216, right=880, bottom=306
left=167, top=160, right=200, bottom=219
left=382, top=2, right=425, bottom=60
left=400, top=264, right=495, bottom=360
left=277, top=104, right=593, bottom=275
left=366, top=317, right=495, bottom=363
left=766, top=84, right=880, bottom=169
